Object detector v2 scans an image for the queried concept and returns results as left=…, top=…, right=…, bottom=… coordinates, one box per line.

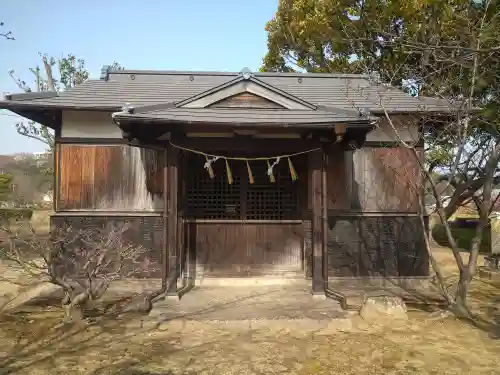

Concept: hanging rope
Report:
left=169, top=141, right=320, bottom=161
left=168, top=140, right=318, bottom=182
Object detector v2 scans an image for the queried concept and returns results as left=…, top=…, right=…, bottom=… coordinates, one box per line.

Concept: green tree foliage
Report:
left=262, top=0, right=499, bottom=106
left=262, top=0, right=500, bottom=314
left=262, top=0, right=500, bottom=212
left=0, top=174, right=13, bottom=203
left=8, top=56, right=121, bottom=180
left=5, top=155, right=53, bottom=204
left=9, top=55, right=124, bottom=151
left=9, top=54, right=90, bottom=151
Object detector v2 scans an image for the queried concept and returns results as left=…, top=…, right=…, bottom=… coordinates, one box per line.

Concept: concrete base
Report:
left=194, top=277, right=308, bottom=287
left=152, top=316, right=355, bottom=333
left=149, top=284, right=347, bottom=322
left=312, top=293, right=327, bottom=300
left=328, top=276, right=430, bottom=290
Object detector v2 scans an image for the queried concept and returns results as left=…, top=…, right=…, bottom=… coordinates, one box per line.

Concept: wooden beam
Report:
left=344, top=142, right=356, bottom=210
left=310, top=149, right=324, bottom=294
left=321, top=148, right=328, bottom=283
left=53, top=142, right=60, bottom=212
left=162, top=150, right=168, bottom=293
left=166, top=145, right=179, bottom=296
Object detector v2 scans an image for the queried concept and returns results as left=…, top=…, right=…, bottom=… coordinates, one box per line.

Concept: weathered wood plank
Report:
left=58, top=144, right=164, bottom=210
left=186, top=222, right=303, bottom=276
left=352, top=147, right=422, bottom=212
left=326, top=145, right=349, bottom=210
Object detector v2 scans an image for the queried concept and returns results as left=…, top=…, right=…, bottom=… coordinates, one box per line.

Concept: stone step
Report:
left=151, top=317, right=355, bottom=332
left=190, top=276, right=308, bottom=287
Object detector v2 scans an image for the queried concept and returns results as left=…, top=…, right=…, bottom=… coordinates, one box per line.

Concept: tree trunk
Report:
left=62, top=291, right=89, bottom=322
left=453, top=270, right=472, bottom=317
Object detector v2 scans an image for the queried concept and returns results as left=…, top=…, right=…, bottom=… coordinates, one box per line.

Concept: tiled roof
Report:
left=0, top=70, right=455, bottom=114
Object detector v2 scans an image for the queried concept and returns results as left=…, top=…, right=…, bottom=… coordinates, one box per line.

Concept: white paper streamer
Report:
left=267, top=156, right=281, bottom=177
left=204, top=156, right=220, bottom=171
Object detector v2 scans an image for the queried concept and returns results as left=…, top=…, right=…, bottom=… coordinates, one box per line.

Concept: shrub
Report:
left=0, top=223, right=156, bottom=321
left=432, top=222, right=491, bottom=253
left=0, top=208, right=33, bottom=223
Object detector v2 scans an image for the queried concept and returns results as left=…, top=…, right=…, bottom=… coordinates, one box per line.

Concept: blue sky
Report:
left=0, top=0, right=277, bottom=154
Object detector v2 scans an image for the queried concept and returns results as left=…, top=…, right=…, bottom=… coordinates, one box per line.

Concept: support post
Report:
left=166, top=145, right=179, bottom=297
left=162, top=149, right=168, bottom=293
left=53, top=142, right=60, bottom=212
left=321, top=147, right=328, bottom=284
left=344, top=144, right=355, bottom=210
left=310, top=149, right=324, bottom=295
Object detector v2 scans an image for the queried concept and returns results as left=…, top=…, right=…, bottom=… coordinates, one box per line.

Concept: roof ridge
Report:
left=105, top=68, right=369, bottom=79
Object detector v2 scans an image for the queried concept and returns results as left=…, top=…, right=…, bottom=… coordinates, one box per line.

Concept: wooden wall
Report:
left=326, top=147, right=349, bottom=210
left=209, top=92, right=285, bottom=109
left=185, top=222, right=303, bottom=277
left=323, top=145, right=423, bottom=212
left=58, top=144, right=164, bottom=210
left=352, top=147, right=422, bottom=212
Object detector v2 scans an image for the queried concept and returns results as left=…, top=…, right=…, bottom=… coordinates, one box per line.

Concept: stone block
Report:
left=360, top=295, right=408, bottom=324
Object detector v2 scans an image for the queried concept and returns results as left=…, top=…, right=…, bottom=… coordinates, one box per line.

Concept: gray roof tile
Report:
left=0, top=70, right=455, bottom=114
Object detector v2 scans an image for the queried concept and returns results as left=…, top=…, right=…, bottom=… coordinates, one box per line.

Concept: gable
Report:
left=178, top=79, right=315, bottom=110
left=208, top=92, right=285, bottom=109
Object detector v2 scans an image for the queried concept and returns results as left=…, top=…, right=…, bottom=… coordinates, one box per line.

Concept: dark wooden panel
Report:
left=303, top=220, right=312, bottom=278
left=50, top=215, right=164, bottom=278
left=326, top=147, right=348, bottom=209
left=186, top=222, right=303, bottom=276
left=352, top=147, right=421, bottom=212
left=326, top=215, right=429, bottom=277
left=58, top=144, right=165, bottom=210
left=209, top=92, right=285, bottom=109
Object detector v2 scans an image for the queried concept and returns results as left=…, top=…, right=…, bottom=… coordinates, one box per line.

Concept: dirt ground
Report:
left=1, top=218, right=500, bottom=374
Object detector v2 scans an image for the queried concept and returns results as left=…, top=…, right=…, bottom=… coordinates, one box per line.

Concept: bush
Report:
left=0, top=208, right=34, bottom=223
left=432, top=222, right=491, bottom=253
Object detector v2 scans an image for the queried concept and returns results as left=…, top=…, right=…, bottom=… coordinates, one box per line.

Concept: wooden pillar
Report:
left=344, top=144, right=355, bottom=210
left=162, top=149, right=168, bottom=292
left=53, top=143, right=60, bottom=212
left=310, top=149, right=324, bottom=294
left=321, top=148, right=328, bottom=283
left=166, top=146, right=179, bottom=296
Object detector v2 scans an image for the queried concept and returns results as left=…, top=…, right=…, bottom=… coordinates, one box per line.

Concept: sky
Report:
left=0, top=0, right=277, bottom=154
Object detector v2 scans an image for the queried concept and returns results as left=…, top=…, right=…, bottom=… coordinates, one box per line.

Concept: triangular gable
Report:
left=176, top=74, right=316, bottom=110
left=209, top=92, right=285, bottom=109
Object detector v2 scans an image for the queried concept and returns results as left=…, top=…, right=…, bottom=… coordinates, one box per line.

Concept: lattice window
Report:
left=184, top=152, right=300, bottom=220
left=245, top=160, right=298, bottom=220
